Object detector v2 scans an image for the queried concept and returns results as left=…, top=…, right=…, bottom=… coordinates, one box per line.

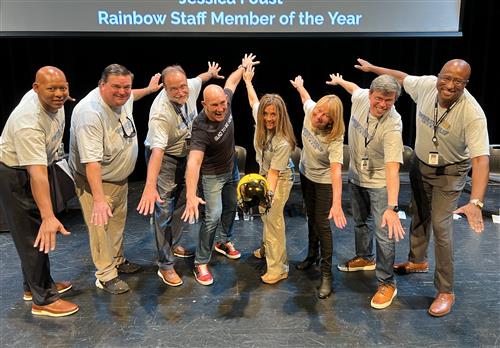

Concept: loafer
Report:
left=172, top=246, right=194, bottom=258
left=393, top=261, right=429, bottom=274
left=95, top=277, right=130, bottom=294
left=261, top=272, right=288, bottom=284
left=23, top=281, right=73, bottom=301
left=428, top=293, right=455, bottom=317
left=116, top=260, right=141, bottom=274
left=32, top=299, right=79, bottom=317
left=157, top=269, right=183, bottom=287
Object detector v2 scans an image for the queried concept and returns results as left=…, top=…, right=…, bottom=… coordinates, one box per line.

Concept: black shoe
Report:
left=295, top=256, right=320, bottom=270
left=117, top=260, right=141, bottom=274
left=318, top=275, right=332, bottom=299
left=95, top=278, right=130, bottom=294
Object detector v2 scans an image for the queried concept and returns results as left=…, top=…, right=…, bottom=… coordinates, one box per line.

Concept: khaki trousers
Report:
left=261, top=173, right=293, bottom=275
left=75, top=174, right=128, bottom=282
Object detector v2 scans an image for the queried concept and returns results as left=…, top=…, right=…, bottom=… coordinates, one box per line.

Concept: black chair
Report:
left=342, top=144, right=350, bottom=182
left=400, top=145, right=414, bottom=184
left=290, top=146, right=301, bottom=185
left=235, top=145, right=247, bottom=177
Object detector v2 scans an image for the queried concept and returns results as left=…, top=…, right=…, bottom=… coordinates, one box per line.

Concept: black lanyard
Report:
left=432, top=97, right=458, bottom=145
left=172, top=102, right=189, bottom=129
left=365, top=111, right=380, bottom=148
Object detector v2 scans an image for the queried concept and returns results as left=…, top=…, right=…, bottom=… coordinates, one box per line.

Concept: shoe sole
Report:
left=117, top=265, right=141, bottom=274
left=23, top=284, right=73, bottom=301
left=337, top=264, right=376, bottom=272
left=214, top=246, right=241, bottom=260
left=193, top=270, right=213, bottom=286
left=371, top=288, right=398, bottom=309
left=157, top=270, right=183, bottom=287
left=173, top=252, right=194, bottom=258
left=394, top=267, right=429, bottom=274
left=95, top=279, right=129, bottom=294
left=32, top=306, right=79, bottom=317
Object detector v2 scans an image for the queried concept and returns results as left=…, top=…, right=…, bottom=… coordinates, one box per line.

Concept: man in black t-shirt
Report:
left=182, top=53, right=259, bottom=286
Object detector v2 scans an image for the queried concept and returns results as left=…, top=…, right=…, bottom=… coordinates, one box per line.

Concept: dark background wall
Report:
left=1, top=0, right=496, bottom=180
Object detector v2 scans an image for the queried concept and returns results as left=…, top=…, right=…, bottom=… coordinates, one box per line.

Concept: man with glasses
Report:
left=354, top=58, right=489, bottom=316
left=69, top=64, right=162, bottom=294
left=327, top=73, right=405, bottom=310
left=137, top=63, right=223, bottom=287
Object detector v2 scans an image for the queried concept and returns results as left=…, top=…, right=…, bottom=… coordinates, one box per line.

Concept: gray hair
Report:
left=99, top=64, right=134, bottom=84
left=370, top=74, right=401, bottom=98
left=161, top=65, right=186, bottom=85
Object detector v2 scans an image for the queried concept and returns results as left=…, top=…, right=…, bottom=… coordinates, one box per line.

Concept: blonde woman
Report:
left=290, top=75, right=346, bottom=298
left=243, top=67, right=296, bottom=284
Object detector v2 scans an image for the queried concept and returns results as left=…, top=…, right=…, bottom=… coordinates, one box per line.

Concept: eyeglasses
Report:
left=118, top=116, right=136, bottom=139
left=437, top=74, right=468, bottom=87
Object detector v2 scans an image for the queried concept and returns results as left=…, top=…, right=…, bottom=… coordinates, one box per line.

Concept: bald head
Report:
left=202, top=84, right=227, bottom=122
left=33, top=66, right=69, bottom=113
left=35, top=66, right=66, bottom=84
left=440, top=59, right=471, bottom=80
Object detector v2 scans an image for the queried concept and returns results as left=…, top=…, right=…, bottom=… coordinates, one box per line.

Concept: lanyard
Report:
left=432, top=97, right=458, bottom=145
left=172, top=102, right=189, bottom=129
left=261, top=132, right=274, bottom=166
left=365, top=111, right=380, bottom=148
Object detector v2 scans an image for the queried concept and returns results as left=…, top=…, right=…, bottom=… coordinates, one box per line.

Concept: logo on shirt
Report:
left=302, top=128, right=324, bottom=153
left=214, top=115, right=232, bottom=142
left=417, top=111, right=449, bottom=136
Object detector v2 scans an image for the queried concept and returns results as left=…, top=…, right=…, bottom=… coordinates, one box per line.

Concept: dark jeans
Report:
left=145, top=149, right=187, bottom=270
left=0, top=162, right=59, bottom=305
left=300, top=174, right=333, bottom=275
left=409, top=155, right=470, bottom=293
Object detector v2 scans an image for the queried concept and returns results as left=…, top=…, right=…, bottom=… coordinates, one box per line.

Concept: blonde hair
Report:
left=255, top=94, right=296, bottom=153
left=314, top=95, right=344, bottom=143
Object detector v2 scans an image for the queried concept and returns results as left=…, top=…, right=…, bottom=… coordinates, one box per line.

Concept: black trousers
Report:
left=0, top=162, right=59, bottom=305
left=300, top=173, right=334, bottom=275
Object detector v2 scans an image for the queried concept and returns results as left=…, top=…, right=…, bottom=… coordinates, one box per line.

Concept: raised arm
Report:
left=354, top=58, right=408, bottom=86
left=133, top=73, right=163, bottom=101
left=290, top=75, right=311, bottom=104
left=326, top=73, right=360, bottom=95
left=243, top=66, right=259, bottom=110
left=224, top=53, right=260, bottom=94
left=197, top=61, right=225, bottom=83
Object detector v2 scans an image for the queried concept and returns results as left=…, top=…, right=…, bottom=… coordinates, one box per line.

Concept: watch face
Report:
left=393, top=206, right=399, bottom=212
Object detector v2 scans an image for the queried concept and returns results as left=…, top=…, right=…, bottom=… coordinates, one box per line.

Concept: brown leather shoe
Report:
left=173, top=245, right=194, bottom=258
left=31, top=299, right=79, bottom=317
left=428, top=293, right=455, bottom=317
left=23, top=281, right=73, bottom=301
left=261, top=272, right=288, bottom=284
left=393, top=261, right=429, bottom=274
left=157, top=269, right=183, bottom=287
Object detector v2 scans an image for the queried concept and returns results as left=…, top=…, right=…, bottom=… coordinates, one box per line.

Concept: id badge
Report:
left=428, top=152, right=439, bottom=165
left=361, top=157, right=369, bottom=170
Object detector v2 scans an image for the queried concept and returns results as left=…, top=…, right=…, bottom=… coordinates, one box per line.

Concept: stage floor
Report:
left=1, top=182, right=499, bottom=347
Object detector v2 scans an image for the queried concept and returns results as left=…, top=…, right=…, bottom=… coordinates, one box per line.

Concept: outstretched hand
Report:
left=147, top=73, right=163, bottom=93
left=137, top=186, right=164, bottom=215
left=326, top=73, right=344, bottom=86
left=243, top=66, right=255, bottom=83
left=33, top=216, right=71, bottom=253
left=453, top=203, right=484, bottom=234
left=290, top=75, right=304, bottom=88
left=241, top=53, right=260, bottom=69
left=181, top=195, right=206, bottom=223
left=381, top=210, right=405, bottom=242
left=208, top=61, right=224, bottom=79
left=354, top=58, right=374, bottom=72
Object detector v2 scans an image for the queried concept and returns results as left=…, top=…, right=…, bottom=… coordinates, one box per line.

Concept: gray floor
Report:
left=0, top=181, right=499, bottom=347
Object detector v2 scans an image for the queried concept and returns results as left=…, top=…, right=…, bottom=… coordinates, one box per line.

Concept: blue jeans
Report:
left=349, top=181, right=396, bottom=285
left=195, top=163, right=239, bottom=265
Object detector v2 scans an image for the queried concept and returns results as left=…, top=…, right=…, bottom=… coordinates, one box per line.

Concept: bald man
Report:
left=0, top=66, right=79, bottom=317
left=355, top=58, right=490, bottom=317
left=182, top=54, right=259, bottom=286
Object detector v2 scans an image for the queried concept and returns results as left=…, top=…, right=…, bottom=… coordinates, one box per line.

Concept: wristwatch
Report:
left=387, top=205, right=399, bottom=212
left=469, top=199, right=484, bottom=209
